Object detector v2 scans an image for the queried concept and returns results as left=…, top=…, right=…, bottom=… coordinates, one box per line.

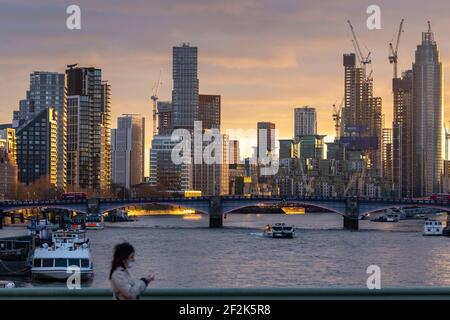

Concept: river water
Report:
left=1, top=213, right=450, bottom=288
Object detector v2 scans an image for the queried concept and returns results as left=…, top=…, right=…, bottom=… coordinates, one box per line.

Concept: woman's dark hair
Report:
left=109, top=242, right=135, bottom=279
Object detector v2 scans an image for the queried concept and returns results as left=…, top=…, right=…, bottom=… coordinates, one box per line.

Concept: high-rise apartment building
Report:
left=149, top=135, right=192, bottom=191
left=112, top=115, right=145, bottom=189
left=257, top=122, right=276, bottom=160
left=66, top=65, right=111, bottom=193
left=192, top=133, right=229, bottom=195
left=16, top=108, right=58, bottom=186
left=199, top=94, right=221, bottom=130
left=412, top=25, right=444, bottom=196
left=392, top=70, right=413, bottom=197
left=229, top=140, right=240, bottom=166
left=157, top=101, right=173, bottom=135
left=294, top=106, right=317, bottom=141
left=0, top=126, right=18, bottom=199
left=172, top=44, right=199, bottom=130
left=381, top=128, right=393, bottom=184
left=13, top=72, right=66, bottom=190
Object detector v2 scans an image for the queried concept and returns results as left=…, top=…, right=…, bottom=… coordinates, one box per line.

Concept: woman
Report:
left=109, top=242, right=155, bottom=300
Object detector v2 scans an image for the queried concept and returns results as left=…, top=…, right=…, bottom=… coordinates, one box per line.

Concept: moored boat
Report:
left=0, top=236, right=33, bottom=276
left=31, top=229, right=93, bottom=281
left=85, top=214, right=104, bottom=230
left=423, top=219, right=445, bottom=236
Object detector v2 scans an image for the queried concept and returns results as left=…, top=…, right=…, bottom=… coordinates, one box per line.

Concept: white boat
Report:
left=85, top=214, right=104, bottom=230
left=0, top=281, right=15, bottom=288
left=26, top=219, right=59, bottom=242
left=263, top=223, right=295, bottom=238
left=423, top=220, right=446, bottom=236
left=371, top=213, right=399, bottom=223
left=31, top=230, right=93, bottom=280
left=385, top=208, right=406, bottom=220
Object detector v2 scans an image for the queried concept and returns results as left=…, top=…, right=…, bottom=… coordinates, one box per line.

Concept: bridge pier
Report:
left=209, top=197, right=223, bottom=228
left=344, top=197, right=359, bottom=231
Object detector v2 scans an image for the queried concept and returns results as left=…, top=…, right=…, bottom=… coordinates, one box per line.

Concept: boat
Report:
left=85, top=214, right=104, bottom=230
left=0, top=281, right=15, bottom=288
left=370, top=213, right=399, bottom=223
left=359, top=213, right=371, bottom=220
left=263, top=223, right=295, bottom=238
left=104, top=209, right=134, bottom=222
left=423, top=219, right=446, bottom=236
left=31, top=229, right=93, bottom=280
left=385, top=208, right=406, bottom=220
left=26, top=219, right=59, bottom=243
left=0, top=236, right=34, bottom=276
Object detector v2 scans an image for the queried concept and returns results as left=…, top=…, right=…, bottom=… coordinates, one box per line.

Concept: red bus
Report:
left=61, top=192, right=87, bottom=200
left=430, top=193, right=450, bottom=203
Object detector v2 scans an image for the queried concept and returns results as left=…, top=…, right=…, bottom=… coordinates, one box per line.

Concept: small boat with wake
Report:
left=263, top=223, right=295, bottom=238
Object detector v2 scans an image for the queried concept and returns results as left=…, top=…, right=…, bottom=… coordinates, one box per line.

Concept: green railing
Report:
left=1, top=287, right=450, bottom=300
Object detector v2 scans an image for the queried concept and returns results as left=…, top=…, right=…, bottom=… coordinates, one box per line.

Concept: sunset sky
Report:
left=2, top=0, right=450, bottom=174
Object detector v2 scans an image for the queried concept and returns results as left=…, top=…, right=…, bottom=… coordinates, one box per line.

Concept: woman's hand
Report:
left=145, top=273, right=156, bottom=283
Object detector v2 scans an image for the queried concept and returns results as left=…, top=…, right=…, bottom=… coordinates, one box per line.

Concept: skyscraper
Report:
left=172, top=44, right=199, bottom=130
left=392, top=70, right=413, bottom=197
left=257, top=122, right=276, bottom=160
left=412, top=24, right=444, bottom=196
left=16, top=108, right=58, bottom=186
left=66, top=65, right=111, bottom=193
left=0, top=126, right=18, bottom=199
left=341, top=53, right=382, bottom=170
left=294, top=106, right=317, bottom=141
left=13, top=72, right=66, bottom=190
left=229, top=139, right=240, bottom=165
left=157, top=101, right=173, bottom=135
left=381, top=128, right=393, bottom=184
left=112, top=115, right=145, bottom=189
left=199, top=94, right=221, bottom=130
left=149, top=135, right=192, bottom=191
left=192, top=133, right=229, bottom=195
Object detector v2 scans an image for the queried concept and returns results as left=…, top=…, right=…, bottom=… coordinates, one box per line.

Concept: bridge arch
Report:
left=222, top=200, right=346, bottom=216
left=361, top=204, right=450, bottom=215
left=1, top=205, right=87, bottom=214
left=99, top=202, right=211, bottom=215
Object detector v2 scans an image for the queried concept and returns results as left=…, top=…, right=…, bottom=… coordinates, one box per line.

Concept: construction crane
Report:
left=388, top=19, right=405, bottom=79
left=151, top=70, right=163, bottom=137
left=348, top=20, right=372, bottom=76
left=332, top=97, right=345, bottom=141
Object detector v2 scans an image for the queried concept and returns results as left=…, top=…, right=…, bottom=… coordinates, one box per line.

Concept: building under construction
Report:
left=392, top=70, right=413, bottom=197
left=340, top=53, right=382, bottom=172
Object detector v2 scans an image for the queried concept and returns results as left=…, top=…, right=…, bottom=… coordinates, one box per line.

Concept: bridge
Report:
left=0, top=196, right=449, bottom=230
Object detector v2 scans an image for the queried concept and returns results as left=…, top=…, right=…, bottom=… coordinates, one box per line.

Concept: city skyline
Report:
left=3, top=1, right=450, bottom=168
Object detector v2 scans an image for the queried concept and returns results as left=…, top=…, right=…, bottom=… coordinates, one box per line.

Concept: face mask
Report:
left=127, top=261, right=135, bottom=269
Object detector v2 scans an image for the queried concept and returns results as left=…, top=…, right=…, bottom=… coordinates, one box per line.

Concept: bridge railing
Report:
left=1, top=287, right=450, bottom=300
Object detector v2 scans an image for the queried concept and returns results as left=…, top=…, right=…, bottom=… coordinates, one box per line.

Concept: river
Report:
left=1, top=212, right=450, bottom=288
